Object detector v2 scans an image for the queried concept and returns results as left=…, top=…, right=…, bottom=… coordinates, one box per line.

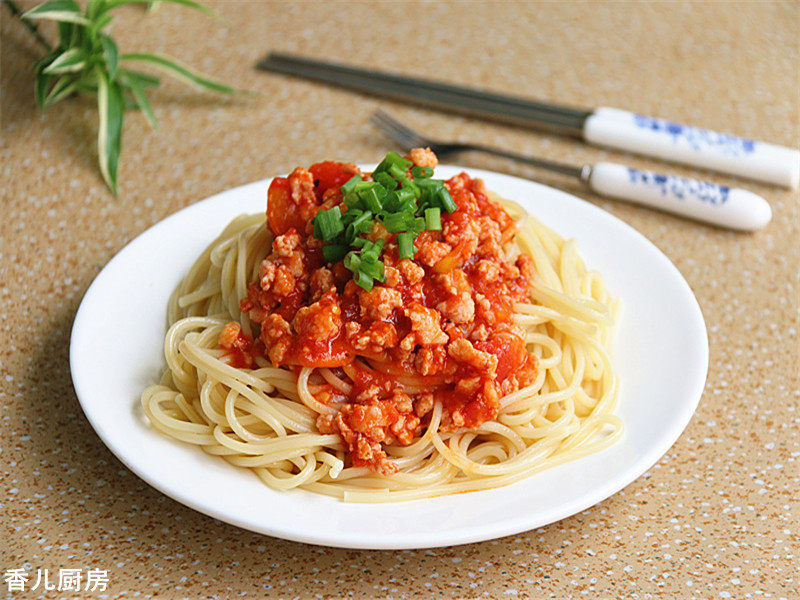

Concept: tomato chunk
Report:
left=309, top=161, right=356, bottom=200
left=267, top=177, right=305, bottom=235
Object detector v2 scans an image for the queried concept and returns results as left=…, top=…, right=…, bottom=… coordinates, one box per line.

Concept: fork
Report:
left=370, top=110, right=771, bottom=232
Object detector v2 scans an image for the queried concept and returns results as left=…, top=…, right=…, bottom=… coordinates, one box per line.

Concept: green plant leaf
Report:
left=57, top=21, right=76, bottom=46
left=120, top=72, right=158, bottom=128
left=32, top=48, right=61, bottom=73
left=42, top=47, right=88, bottom=74
left=100, top=34, right=119, bottom=78
left=118, top=68, right=160, bottom=88
left=87, top=0, right=108, bottom=19
left=44, top=75, right=78, bottom=106
left=121, top=52, right=237, bottom=93
left=102, top=0, right=213, bottom=16
left=96, top=67, right=124, bottom=194
left=89, top=12, right=113, bottom=36
left=23, top=0, right=90, bottom=24
left=34, top=72, right=55, bottom=108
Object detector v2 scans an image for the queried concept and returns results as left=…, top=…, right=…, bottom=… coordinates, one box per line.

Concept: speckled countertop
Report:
left=2, top=1, right=798, bottom=598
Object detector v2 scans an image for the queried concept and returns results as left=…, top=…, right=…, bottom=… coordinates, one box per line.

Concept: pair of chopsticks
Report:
left=257, top=52, right=799, bottom=230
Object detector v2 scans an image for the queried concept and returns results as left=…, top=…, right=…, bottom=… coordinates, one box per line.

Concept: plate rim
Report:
left=70, top=165, right=709, bottom=549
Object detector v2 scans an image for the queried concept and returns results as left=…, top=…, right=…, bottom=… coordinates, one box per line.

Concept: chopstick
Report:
left=257, top=52, right=800, bottom=189
left=260, top=52, right=590, bottom=136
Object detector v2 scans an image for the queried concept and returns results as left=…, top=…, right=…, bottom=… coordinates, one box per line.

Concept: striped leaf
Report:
left=118, top=68, right=160, bottom=88
left=23, top=0, right=90, bottom=24
left=103, top=0, right=213, bottom=16
left=34, top=73, right=55, bottom=108
left=121, top=52, right=237, bottom=94
left=42, top=47, right=88, bottom=74
left=57, top=21, right=76, bottom=45
left=120, top=72, right=158, bottom=129
left=96, top=68, right=124, bottom=194
left=44, top=76, right=78, bottom=106
left=100, top=34, right=119, bottom=79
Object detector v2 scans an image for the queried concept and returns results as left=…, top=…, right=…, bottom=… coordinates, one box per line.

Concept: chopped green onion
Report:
left=343, top=252, right=361, bottom=272
left=353, top=180, right=376, bottom=193
left=340, top=175, right=363, bottom=195
left=424, top=207, right=441, bottom=230
left=395, top=186, right=416, bottom=204
left=397, top=232, right=417, bottom=259
left=373, top=151, right=412, bottom=175
left=311, top=152, right=459, bottom=289
left=411, top=165, right=433, bottom=178
left=346, top=210, right=374, bottom=240
left=344, top=193, right=363, bottom=210
left=361, top=186, right=384, bottom=213
left=360, top=257, right=385, bottom=281
left=313, top=206, right=344, bottom=241
left=354, top=270, right=374, bottom=291
left=383, top=212, right=408, bottom=233
left=388, top=164, right=409, bottom=181
left=438, top=187, right=457, bottom=213
left=373, top=171, right=398, bottom=191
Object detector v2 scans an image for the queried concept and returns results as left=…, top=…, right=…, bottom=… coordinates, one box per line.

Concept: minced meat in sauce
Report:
left=222, top=150, right=538, bottom=473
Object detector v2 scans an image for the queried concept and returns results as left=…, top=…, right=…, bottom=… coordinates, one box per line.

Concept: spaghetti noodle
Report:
left=141, top=153, right=622, bottom=502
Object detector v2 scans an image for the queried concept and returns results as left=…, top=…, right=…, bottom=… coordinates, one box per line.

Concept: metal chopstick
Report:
left=259, top=52, right=590, bottom=136
left=256, top=51, right=800, bottom=189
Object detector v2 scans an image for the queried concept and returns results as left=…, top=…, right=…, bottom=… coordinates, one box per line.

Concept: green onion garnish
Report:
left=340, top=175, right=362, bottom=195
left=396, top=231, right=417, bottom=259
left=424, top=207, right=441, bottom=231
left=311, top=152, right=459, bottom=289
left=438, top=187, right=457, bottom=213
left=313, top=206, right=344, bottom=241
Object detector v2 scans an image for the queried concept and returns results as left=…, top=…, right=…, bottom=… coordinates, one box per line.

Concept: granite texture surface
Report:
left=1, top=1, right=798, bottom=598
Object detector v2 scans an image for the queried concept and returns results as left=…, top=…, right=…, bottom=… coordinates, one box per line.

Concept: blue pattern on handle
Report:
left=633, top=114, right=756, bottom=157
left=627, top=169, right=730, bottom=205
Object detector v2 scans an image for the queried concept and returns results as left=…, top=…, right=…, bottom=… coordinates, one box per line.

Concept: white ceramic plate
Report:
left=70, top=166, right=708, bottom=549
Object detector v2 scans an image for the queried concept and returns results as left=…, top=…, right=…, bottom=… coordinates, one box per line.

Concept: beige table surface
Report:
left=2, top=1, right=798, bottom=598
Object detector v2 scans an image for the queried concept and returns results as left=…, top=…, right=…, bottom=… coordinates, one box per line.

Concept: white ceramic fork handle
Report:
left=588, top=162, right=772, bottom=231
left=583, top=107, right=800, bottom=189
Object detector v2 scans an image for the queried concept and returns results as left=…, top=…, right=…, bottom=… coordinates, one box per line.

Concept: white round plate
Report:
left=70, top=165, right=708, bottom=549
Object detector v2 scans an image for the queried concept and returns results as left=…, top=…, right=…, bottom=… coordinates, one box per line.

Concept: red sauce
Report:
left=221, top=153, right=539, bottom=472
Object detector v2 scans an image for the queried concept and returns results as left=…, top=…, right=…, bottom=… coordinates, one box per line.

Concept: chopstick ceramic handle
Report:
left=583, top=107, right=800, bottom=189
left=588, top=162, right=772, bottom=231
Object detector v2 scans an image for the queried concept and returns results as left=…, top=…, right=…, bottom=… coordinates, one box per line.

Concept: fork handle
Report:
left=588, top=162, right=771, bottom=231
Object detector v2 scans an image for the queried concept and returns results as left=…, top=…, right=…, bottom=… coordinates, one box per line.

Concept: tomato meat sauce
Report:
left=221, top=151, right=538, bottom=473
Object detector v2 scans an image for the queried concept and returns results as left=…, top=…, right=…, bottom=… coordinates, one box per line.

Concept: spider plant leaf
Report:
left=87, top=0, right=108, bottom=19
left=42, top=47, right=88, bottom=74
left=102, top=0, right=213, bottom=16
left=100, top=34, right=119, bottom=79
left=43, top=75, right=79, bottom=106
left=57, top=21, right=76, bottom=46
left=32, top=48, right=61, bottom=73
left=34, top=72, right=55, bottom=108
left=89, top=12, right=113, bottom=36
left=120, top=72, right=158, bottom=129
left=118, top=68, right=161, bottom=88
left=23, top=0, right=90, bottom=25
left=96, top=68, right=124, bottom=194
left=120, top=52, right=237, bottom=94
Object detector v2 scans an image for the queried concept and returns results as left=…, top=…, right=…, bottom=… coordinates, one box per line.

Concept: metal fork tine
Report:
left=370, top=113, right=415, bottom=148
left=376, top=111, right=425, bottom=144
left=371, top=110, right=427, bottom=148
left=369, top=111, right=586, bottom=180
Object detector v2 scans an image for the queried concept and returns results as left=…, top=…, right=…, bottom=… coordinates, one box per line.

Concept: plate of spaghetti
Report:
left=70, top=150, right=708, bottom=549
